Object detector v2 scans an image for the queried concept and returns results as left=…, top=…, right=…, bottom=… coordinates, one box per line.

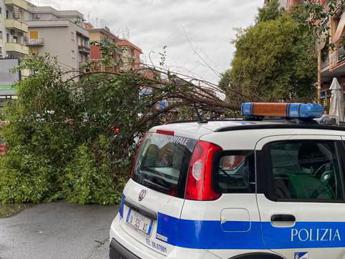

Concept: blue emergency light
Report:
left=241, top=102, right=324, bottom=119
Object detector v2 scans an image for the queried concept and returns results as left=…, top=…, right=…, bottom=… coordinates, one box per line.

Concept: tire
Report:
left=230, top=253, right=284, bottom=259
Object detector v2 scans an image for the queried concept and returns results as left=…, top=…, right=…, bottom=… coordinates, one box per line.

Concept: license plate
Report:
left=126, top=208, right=153, bottom=235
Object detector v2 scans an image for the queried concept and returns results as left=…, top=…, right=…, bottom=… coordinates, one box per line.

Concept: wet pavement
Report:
left=0, top=202, right=117, bottom=259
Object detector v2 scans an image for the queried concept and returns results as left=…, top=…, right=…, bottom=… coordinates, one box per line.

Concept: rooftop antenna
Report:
left=95, top=17, right=99, bottom=27
left=123, top=26, right=130, bottom=39
left=126, top=26, right=130, bottom=39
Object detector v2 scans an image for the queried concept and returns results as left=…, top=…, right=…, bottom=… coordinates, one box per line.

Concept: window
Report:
left=133, top=133, right=197, bottom=197
left=214, top=151, right=255, bottom=193
left=29, top=31, right=38, bottom=40
left=266, top=140, right=344, bottom=202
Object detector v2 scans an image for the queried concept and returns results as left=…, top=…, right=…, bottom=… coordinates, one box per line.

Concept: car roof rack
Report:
left=215, top=123, right=345, bottom=132
left=165, top=118, right=243, bottom=125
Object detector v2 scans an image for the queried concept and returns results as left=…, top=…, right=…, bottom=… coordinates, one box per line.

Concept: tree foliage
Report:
left=257, top=0, right=282, bottom=23
left=220, top=5, right=317, bottom=102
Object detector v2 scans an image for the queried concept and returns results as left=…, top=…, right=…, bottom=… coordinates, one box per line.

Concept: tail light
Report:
left=156, top=129, right=175, bottom=136
left=185, top=141, right=222, bottom=201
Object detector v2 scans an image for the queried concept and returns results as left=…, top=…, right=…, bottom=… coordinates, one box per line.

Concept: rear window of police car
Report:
left=133, top=133, right=197, bottom=197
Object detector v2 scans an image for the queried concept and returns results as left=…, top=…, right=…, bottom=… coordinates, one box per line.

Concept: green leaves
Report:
left=63, top=143, right=120, bottom=205
left=221, top=8, right=317, bottom=102
left=257, top=0, right=282, bottom=23
left=0, top=146, right=55, bottom=204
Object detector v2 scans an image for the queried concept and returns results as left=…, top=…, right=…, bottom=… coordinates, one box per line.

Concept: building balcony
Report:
left=322, top=46, right=345, bottom=82
left=321, top=56, right=329, bottom=71
left=4, top=0, right=29, bottom=10
left=330, top=47, right=345, bottom=70
left=26, top=38, right=44, bottom=47
left=78, top=45, right=90, bottom=54
left=5, top=42, right=29, bottom=55
left=5, top=19, right=29, bottom=33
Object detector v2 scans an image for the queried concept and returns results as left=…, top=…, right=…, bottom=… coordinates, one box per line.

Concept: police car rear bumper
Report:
left=109, top=238, right=141, bottom=259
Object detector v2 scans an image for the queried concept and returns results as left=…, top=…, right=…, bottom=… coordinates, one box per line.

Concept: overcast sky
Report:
left=29, top=0, right=263, bottom=83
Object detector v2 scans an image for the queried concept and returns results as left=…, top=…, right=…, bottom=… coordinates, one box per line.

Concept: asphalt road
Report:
left=0, top=202, right=117, bottom=259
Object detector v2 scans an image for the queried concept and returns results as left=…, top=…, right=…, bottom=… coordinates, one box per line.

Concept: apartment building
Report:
left=320, top=2, right=345, bottom=106
left=86, top=24, right=121, bottom=72
left=0, top=0, right=31, bottom=59
left=25, top=6, right=89, bottom=71
left=117, top=39, right=142, bottom=71
left=86, top=23, right=142, bottom=72
left=0, top=0, right=90, bottom=71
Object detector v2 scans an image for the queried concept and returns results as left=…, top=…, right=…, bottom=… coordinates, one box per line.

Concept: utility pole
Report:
left=316, top=32, right=326, bottom=104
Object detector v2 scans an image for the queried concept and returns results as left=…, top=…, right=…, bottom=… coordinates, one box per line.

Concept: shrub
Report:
left=0, top=146, right=55, bottom=203
left=63, top=137, right=125, bottom=205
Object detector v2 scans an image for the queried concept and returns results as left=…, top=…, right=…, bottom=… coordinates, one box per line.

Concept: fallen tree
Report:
left=0, top=53, right=247, bottom=205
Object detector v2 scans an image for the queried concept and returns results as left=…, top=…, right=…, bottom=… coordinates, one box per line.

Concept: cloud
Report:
left=29, top=0, right=263, bottom=83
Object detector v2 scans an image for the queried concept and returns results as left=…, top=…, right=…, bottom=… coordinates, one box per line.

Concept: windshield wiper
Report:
left=143, top=178, right=170, bottom=193
left=141, top=166, right=177, bottom=181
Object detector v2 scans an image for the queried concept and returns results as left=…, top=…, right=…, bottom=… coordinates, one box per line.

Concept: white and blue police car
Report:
left=110, top=102, right=345, bottom=259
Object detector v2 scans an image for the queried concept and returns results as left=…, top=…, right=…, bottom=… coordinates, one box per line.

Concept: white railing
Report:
left=27, top=38, right=44, bottom=46
left=330, top=47, right=345, bottom=68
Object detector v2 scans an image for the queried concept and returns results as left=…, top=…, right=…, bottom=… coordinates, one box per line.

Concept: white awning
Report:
left=329, top=77, right=345, bottom=123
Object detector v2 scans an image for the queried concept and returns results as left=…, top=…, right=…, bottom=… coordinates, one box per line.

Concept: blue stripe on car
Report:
left=156, top=213, right=345, bottom=250
left=118, top=195, right=125, bottom=218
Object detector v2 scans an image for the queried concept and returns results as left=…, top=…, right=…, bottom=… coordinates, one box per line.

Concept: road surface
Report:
left=0, top=202, right=117, bottom=259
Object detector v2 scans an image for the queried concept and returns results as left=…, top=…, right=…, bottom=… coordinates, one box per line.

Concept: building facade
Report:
left=0, top=0, right=90, bottom=71
left=117, top=39, right=142, bottom=72
left=86, top=24, right=121, bottom=72
left=0, top=0, right=31, bottom=59
left=320, top=1, right=345, bottom=107
left=86, top=23, right=142, bottom=72
left=1, top=0, right=143, bottom=74
left=25, top=6, right=89, bottom=72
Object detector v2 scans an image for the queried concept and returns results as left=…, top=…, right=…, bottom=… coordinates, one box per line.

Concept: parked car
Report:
left=110, top=102, right=345, bottom=259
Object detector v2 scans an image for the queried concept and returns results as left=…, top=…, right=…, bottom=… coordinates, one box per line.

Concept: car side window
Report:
left=266, top=140, right=344, bottom=202
left=214, top=151, right=255, bottom=193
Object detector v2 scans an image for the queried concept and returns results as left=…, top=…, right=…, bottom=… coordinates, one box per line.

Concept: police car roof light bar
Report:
left=241, top=102, right=324, bottom=120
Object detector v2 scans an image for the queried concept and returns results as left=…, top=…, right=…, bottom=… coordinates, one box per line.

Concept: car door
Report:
left=255, top=135, right=345, bottom=259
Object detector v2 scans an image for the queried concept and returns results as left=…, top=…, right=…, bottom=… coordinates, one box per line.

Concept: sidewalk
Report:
left=0, top=202, right=117, bottom=259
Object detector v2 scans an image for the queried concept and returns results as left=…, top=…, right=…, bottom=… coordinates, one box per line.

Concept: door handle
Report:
left=271, top=214, right=296, bottom=222
left=271, top=214, right=296, bottom=227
